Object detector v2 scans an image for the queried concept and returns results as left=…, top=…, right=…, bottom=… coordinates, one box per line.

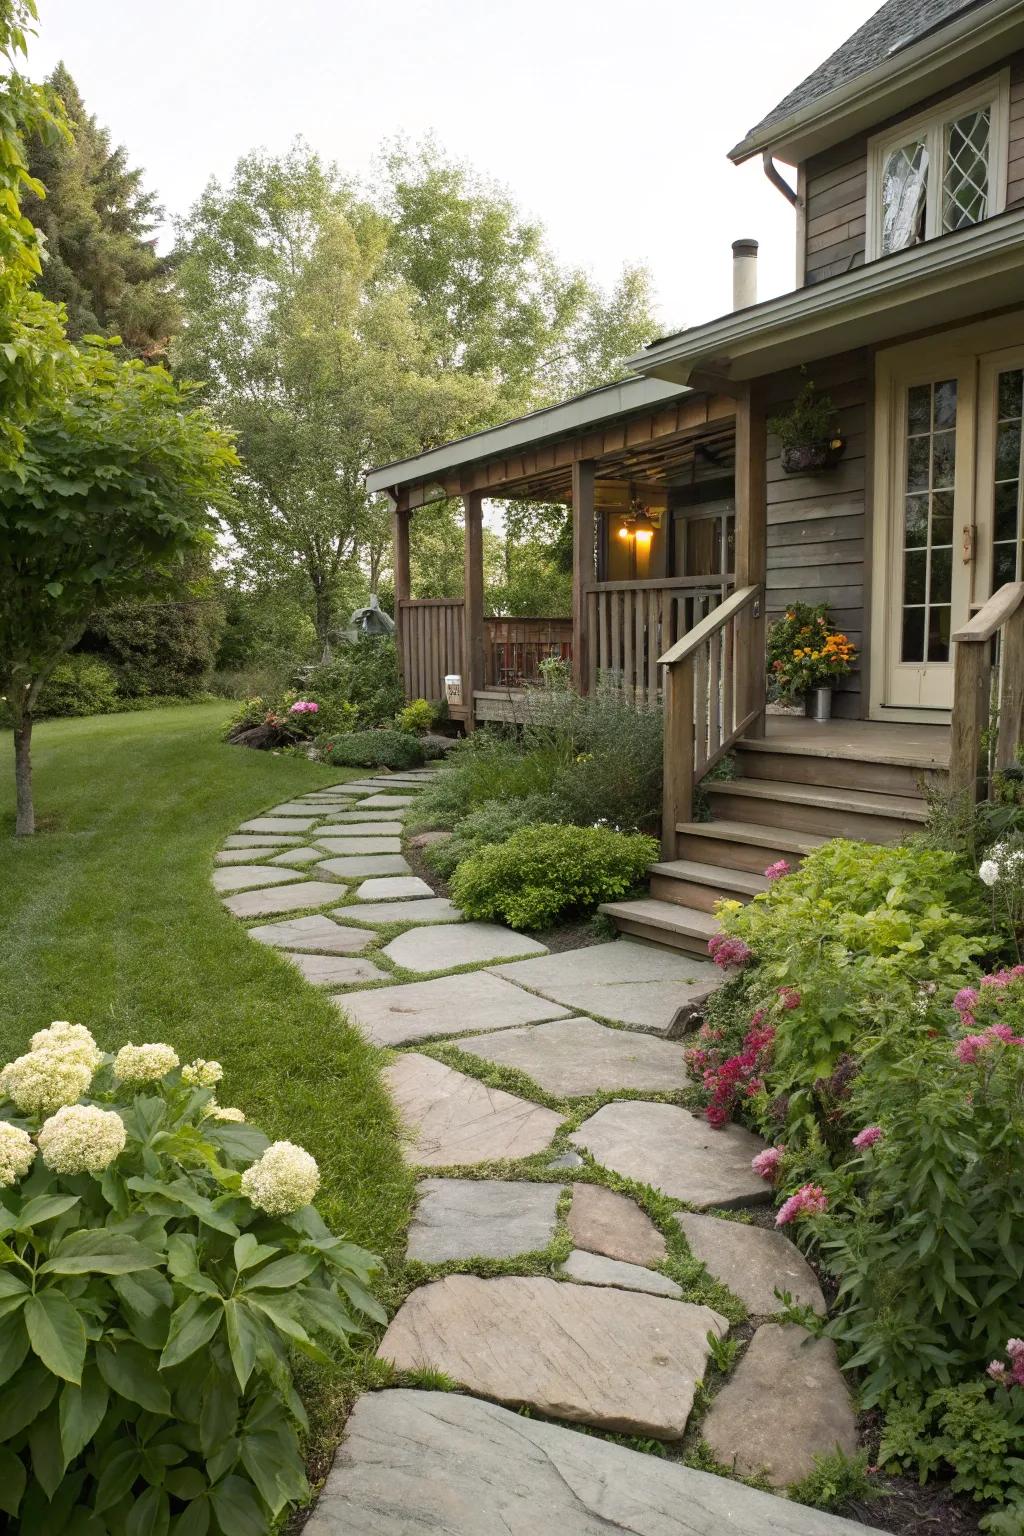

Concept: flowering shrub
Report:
left=686, top=1011, right=775, bottom=1127
left=775, top=1182, right=828, bottom=1226
left=0, top=1024, right=382, bottom=1532
left=288, top=699, right=319, bottom=716
left=977, top=837, right=1024, bottom=954
left=766, top=603, right=857, bottom=702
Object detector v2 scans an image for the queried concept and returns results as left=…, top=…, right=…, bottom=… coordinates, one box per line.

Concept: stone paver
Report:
left=675, top=1213, right=826, bottom=1316
left=557, top=1249, right=681, bottom=1298
left=317, top=854, right=411, bottom=878
left=406, top=1179, right=560, bottom=1263
left=270, top=847, right=323, bottom=867
left=344, top=971, right=570, bottom=1047
left=459, top=1016, right=687, bottom=1096
left=567, top=1183, right=666, bottom=1265
left=238, top=816, right=317, bottom=833
left=377, top=1274, right=726, bottom=1437
left=354, top=876, right=433, bottom=901
left=548, top=1150, right=584, bottom=1171
left=282, top=952, right=386, bottom=986
left=211, top=864, right=301, bottom=893
left=382, top=922, right=547, bottom=972
left=357, top=793, right=416, bottom=808
left=266, top=802, right=330, bottom=816
left=247, top=915, right=373, bottom=953
left=334, top=896, right=462, bottom=926
left=490, top=940, right=720, bottom=1032
left=385, top=1053, right=562, bottom=1165
left=222, top=880, right=346, bottom=919
left=319, top=810, right=409, bottom=825
left=703, top=1324, right=858, bottom=1487
left=223, top=833, right=303, bottom=847
left=316, top=837, right=403, bottom=855
left=309, top=1389, right=884, bottom=1536
left=216, top=848, right=274, bottom=865
left=319, top=820, right=404, bottom=837
left=571, top=1102, right=770, bottom=1210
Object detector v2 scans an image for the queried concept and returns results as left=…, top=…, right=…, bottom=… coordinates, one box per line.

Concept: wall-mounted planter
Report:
left=780, top=436, right=846, bottom=475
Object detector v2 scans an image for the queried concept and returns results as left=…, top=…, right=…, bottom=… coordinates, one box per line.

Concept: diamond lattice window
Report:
left=881, top=140, right=928, bottom=254
left=943, top=108, right=990, bottom=232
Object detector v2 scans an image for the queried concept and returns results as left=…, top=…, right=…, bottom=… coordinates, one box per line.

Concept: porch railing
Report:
left=950, top=581, right=1024, bottom=798
left=585, top=577, right=730, bottom=705
left=484, top=617, right=573, bottom=688
left=397, top=598, right=464, bottom=707
left=659, top=584, right=763, bottom=856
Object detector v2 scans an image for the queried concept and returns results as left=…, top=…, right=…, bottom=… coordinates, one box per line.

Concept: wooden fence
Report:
left=484, top=617, right=573, bottom=688
left=397, top=599, right=465, bottom=706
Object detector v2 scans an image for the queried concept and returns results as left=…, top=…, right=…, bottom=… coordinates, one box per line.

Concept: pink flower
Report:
left=988, top=1339, right=1024, bottom=1388
left=764, top=859, right=791, bottom=883
left=776, top=1183, right=828, bottom=1226
left=1007, top=1339, right=1024, bottom=1361
left=707, top=935, right=753, bottom=971
left=289, top=699, right=319, bottom=714
left=988, top=1360, right=1009, bottom=1383
left=751, top=1146, right=784, bottom=1182
left=778, top=987, right=801, bottom=1010
left=953, top=987, right=980, bottom=1013
left=852, top=1125, right=884, bottom=1150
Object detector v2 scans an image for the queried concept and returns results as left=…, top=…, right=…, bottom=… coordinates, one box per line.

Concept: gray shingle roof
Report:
left=742, top=0, right=984, bottom=142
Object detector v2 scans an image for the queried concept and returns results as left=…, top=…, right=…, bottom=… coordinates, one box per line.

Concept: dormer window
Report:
left=867, top=72, right=1009, bottom=260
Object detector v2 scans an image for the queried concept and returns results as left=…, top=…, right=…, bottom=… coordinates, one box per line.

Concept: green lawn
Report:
left=0, top=702, right=414, bottom=1470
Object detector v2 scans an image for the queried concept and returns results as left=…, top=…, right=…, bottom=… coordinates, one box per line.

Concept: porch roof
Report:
left=629, top=206, right=1024, bottom=387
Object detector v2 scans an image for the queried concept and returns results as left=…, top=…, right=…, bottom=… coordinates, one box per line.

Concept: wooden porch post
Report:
left=950, top=639, right=991, bottom=799
left=391, top=495, right=411, bottom=702
left=572, top=460, right=596, bottom=694
left=733, top=383, right=767, bottom=737
left=463, top=491, right=485, bottom=731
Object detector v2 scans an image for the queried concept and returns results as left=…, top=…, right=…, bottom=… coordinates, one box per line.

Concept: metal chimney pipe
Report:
left=732, top=239, right=759, bottom=311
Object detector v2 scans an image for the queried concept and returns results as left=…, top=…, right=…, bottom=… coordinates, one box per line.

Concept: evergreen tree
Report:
left=23, top=62, right=179, bottom=356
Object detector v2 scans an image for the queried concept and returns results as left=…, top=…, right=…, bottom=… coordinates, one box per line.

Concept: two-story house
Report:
left=366, top=0, right=1024, bottom=951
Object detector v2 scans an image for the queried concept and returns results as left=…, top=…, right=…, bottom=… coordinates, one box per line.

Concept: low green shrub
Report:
left=422, top=796, right=551, bottom=881
left=304, top=639, right=403, bottom=731
left=450, top=823, right=657, bottom=930
left=396, top=698, right=434, bottom=734
left=32, top=656, right=120, bottom=719
left=409, top=731, right=567, bottom=830
left=788, top=1449, right=873, bottom=1511
left=0, top=1023, right=382, bottom=1533
left=879, top=1381, right=1024, bottom=1516
left=321, top=730, right=424, bottom=771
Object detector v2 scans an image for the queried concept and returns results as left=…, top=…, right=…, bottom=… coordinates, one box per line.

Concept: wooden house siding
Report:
left=764, top=352, right=870, bottom=719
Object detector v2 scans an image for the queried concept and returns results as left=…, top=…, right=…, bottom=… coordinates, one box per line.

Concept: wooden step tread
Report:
left=649, top=861, right=769, bottom=897
left=676, top=819, right=829, bottom=853
left=706, top=778, right=929, bottom=821
left=738, top=733, right=949, bottom=771
left=598, top=899, right=719, bottom=940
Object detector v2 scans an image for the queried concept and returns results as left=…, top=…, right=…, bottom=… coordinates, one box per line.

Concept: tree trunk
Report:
left=312, top=583, right=335, bottom=663
left=13, top=708, right=34, bottom=836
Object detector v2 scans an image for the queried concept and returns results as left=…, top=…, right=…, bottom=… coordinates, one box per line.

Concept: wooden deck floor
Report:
left=754, top=715, right=951, bottom=769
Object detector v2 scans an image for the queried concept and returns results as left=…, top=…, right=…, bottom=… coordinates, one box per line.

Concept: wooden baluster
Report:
left=708, top=627, right=721, bottom=759
left=723, top=617, right=735, bottom=737
left=600, top=592, right=611, bottom=681
left=620, top=592, right=630, bottom=694
left=662, top=659, right=695, bottom=857
left=694, top=640, right=709, bottom=772
left=647, top=588, right=659, bottom=704
left=634, top=591, right=644, bottom=703
left=997, top=606, right=1024, bottom=770
left=588, top=590, right=599, bottom=690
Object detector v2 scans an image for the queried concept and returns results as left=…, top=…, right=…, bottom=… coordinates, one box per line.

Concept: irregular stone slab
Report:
left=223, top=833, right=303, bottom=848
left=266, top=802, right=329, bottom=816
left=490, top=941, right=720, bottom=1032
left=703, top=1324, right=858, bottom=1487
left=675, top=1212, right=826, bottom=1316
left=377, top=1275, right=726, bottom=1437
left=247, top=915, right=372, bottom=954
left=318, top=820, right=404, bottom=837
left=406, top=1178, right=560, bottom=1262
left=281, top=952, right=385, bottom=986
left=557, top=1249, right=681, bottom=1298
left=459, top=1016, right=687, bottom=1097
left=335, top=897, right=462, bottom=926
left=316, top=837, right=402, bottom=855
left=269, top=846, right=322, bottom=867
left=345, top=971, right=570, bottom=1047
left=320, top=809, right=409, bottom=824
left=211, top=864, right=301, bottom=893
left=238, top=816, right=316, bottom=833
left=222, top=880, right=345, bottom=919
left=317, top=854, right=411, bottom=878
left=310, top=1389, right=884, bottom=1536
left=385, top=1053, right=561, bottom=1165
left=383, top=922, right=546, bottom=973
left=355, top=876, right=433, bottom=901
left=571, top=1103, right=770, bottom=1210
left=216, top=848, right=275, bottom=865
left=568, top=1182, right=666, bottom=1265
left=357, top=793, right=416, bottom=808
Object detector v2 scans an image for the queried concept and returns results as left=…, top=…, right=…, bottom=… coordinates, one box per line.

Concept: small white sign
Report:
left=444, top=674, right=463, bottom=707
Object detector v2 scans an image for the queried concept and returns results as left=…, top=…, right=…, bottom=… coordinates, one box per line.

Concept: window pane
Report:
left=996, top=421, right=1022, bottom=481
left=932, top=430, right=956, bottom=488
left=882, top=139, right=928, bottom=254
left=900, top=379, right=959, bottom=666
left=931, top=489, right=954, bottom=545
left=943, top=108, right=990, bottom=232
left=902, top=607, right=925, bottom=662
left=907, top=436, right=930, bottom=491
left=928, top=606, right=951, bottom=663
left=998, top=369, right=1024, bottom=422
left=931, top=546, right=952, bottom=604
left=934, top=379, right=958, bottom=429
left=994, top=542, right=1018, bottom=587
left=905, top=494, right=930, bottom=546
left=995, top=481, right=1020, bottom=541
left=907, top=384, right=931, bottom=434
left=990, top=370, right=1024, bottom=593
left=904, top=548, right=927, bottom=604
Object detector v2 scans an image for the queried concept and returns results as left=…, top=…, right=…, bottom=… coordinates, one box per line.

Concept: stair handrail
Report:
left=659, top=583, right=763, bottom=856
left=950, top=580, right=1024, bottom=796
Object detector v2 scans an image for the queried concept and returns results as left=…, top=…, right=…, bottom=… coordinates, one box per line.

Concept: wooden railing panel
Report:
left=398, top=598, right=465, bottom=707
left=951, top=582, right=1024, bottom=797
left=587, top=577, right=728, bottom=701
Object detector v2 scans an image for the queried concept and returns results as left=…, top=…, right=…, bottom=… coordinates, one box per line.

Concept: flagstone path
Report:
left=218, top=768, right=878, bottom=1535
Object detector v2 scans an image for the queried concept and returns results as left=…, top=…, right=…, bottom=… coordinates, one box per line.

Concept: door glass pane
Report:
left=991, top=369, right=1023, bottom=590
left=943, top=108, right=990, bottom=231
left=901, top=379, right=958, bottom=663
left=881, top=139, right=928, bottom=254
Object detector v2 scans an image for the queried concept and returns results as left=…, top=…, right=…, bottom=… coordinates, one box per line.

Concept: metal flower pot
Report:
left=809, top=686, right=832, bottom=723
left=780, top=437, right=846, bottom=474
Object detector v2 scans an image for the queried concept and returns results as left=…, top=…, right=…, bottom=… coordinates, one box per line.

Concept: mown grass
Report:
left=0, top=702, right=415, bottom=1482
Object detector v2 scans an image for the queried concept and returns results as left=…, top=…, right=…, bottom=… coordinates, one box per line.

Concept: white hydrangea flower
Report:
left=182, top=1059, right=223, bottom=1088
left=209, top=1104, right=245, bottom=1122
left=0, top=1122, right=36, bottom=1186
left=241, top=1140, right=319, bottom=1215
left=112, top=1043, right=180, bottom=1084
left=29, top=1021, right=103, bottom=1071
left=979, top=859, right=1000, bottom=887
left=37, top=1104, right=126, bottom=1174
left=0, top=1051, right=93, bottom=1116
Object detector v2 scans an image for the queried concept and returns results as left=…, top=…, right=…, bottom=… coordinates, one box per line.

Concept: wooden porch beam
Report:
left=572, top=460, right=597, bottom=695
left=462, top=491, right=485, bottom=731
left=733, top=382, right=768, bottom=737
left=391, top=497, right=411, bottom=700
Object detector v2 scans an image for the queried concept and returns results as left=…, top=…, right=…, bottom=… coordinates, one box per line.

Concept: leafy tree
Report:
left=23, top=63, right=179, bottom=355
left=80, top=552, right=227, bottom=698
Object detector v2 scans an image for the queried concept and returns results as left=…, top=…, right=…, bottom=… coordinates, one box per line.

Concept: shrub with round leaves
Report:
left=0, top=1023, right=383, bottom=1534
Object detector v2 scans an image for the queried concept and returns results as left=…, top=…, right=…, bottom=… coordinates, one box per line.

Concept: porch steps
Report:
left=598, top=898, right=719, bottom=957
left=648, top=859, right=769, bottom=913
left=675, top=818, right=829, bottom=874
left=703, top=778, right=929, bottom=841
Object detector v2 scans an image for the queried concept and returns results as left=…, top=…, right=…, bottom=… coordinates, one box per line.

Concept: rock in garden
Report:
left=557, top=1250, right=681, bottom=1298
left=376, top=1275, right=726, bottom=1438
left=490, top=941, right=720, bottom=1032
left=384, top=1053, right=562, bottom=1165
left=702, top=1324, right=858, bottom=1486
left=222, top=881, right=347, bottom=919
left=570, top=1102, right=770, bottom=1210
left=382, top=922, right=547, bottom=973
left=247, top=915, right=373, bottom=953
left=406, top=1179, right=560, bottom=1262
left=343, top=970, right=569, bottom=1047
left=458, top=1015, right=687, bottom=1096
left=674, top=1213, right=826, bottom=1315
left=308, top=1388, right=884, bottom=1536
left=567, top=1182, right=666, bottom=1265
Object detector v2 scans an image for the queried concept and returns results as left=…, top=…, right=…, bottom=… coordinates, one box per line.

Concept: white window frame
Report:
left=866, top=70, right=1010, bottom=261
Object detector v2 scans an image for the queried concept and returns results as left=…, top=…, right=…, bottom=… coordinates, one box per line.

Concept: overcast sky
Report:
left=29, top=0, right=879, bottom=333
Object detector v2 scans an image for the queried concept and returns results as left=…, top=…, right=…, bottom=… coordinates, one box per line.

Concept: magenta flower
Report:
left=288, top=700, right=319, bottom=714
left=988, top=1339, right=1024, bottom=1388
left=776, top=1182, right=828, bottom=1226
left=764, top=859, right=791, bottom=883
left=751, top=1145, right=784, bottom=1182
left=707, top=935, right=753, bottom=971
left=852, top=1125, right=884, bottom=1150
left=778, top=987, right=801, bottom=1010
